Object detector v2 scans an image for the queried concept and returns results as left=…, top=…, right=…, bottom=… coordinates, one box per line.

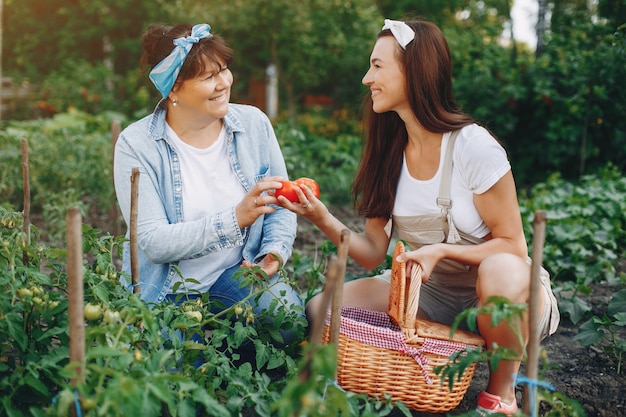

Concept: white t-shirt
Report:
left=166, top=124, right=246, bottom=292
left=393, top=124, right=510, bottom=239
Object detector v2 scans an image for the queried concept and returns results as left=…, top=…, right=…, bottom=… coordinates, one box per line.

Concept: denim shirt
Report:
left=113, top=102, right=297, bottom=303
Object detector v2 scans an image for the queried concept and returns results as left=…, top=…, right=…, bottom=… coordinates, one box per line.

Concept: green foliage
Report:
left=38, top=60, right=153, bottom=117
left=2, top=0, right=171, bottom=78
left=449, top=22, right=527, bottom=139
left=575, top=289, right=626, bottom=374
left=509, top=20, right=626, bottom=186
left=0, top=110, right=127, bottom=242
left=519, top=165, right=626, bottom=327
left=0, top=205, right=422, bottom=417
left=275, top=119, right=362, bottom=206
left=188, top=0, right=382, bottom=113
left=0, top=207, right=313, bottom=416
left=4, top=0, right=626, bottom=193
left=439, top=295, right=586, bottom=416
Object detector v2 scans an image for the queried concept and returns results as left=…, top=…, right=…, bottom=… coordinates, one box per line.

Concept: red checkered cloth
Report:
left=327, top=306, right=473, bottom=384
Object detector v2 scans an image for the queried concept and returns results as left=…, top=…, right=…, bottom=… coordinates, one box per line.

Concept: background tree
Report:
left=180, top=0, right=381, bottom=122
left=1, top=0, right=625, bottom=187
left=2, top=0, right=174, bottom=78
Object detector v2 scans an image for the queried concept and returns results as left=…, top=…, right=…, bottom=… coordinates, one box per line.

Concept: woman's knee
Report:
left=477, top=253, right=530, bottom=302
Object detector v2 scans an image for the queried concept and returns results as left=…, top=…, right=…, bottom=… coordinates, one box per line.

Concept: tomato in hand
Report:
left=275, top=177, right=320, bottom=203
left=294, top=177, right=320, bottom=198
left=275, top=181, right=299, bottom=202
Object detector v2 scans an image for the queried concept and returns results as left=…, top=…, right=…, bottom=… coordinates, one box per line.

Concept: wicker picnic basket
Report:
left=324, top=241, right=485, bottom=413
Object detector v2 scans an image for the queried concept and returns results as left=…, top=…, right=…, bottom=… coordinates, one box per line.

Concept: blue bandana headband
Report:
left=149, top=23, right=213, bottom=99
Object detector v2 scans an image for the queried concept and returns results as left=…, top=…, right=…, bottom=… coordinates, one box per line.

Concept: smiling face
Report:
left=362, top=36, right=408, bottom=115
left=170, top=58, right=233, bottom=121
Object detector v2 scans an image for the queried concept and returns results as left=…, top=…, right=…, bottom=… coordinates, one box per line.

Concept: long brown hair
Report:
left=353, top=19, right=475, bottom=218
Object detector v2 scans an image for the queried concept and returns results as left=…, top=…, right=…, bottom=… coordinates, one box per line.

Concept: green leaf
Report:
left=559, top=296, right=592, bottom=324
left=613, top=312, right=626, bottom=327
left=6, top=312, right=27, bottom=351
left=267, top=353, right=285, bottom=370
left=575, top=319, right=604, bottom=346
left=608, top=289, right=626, bottom=318
left=266, top=327, right=284, bottom=345
left=255, top=340, right=269, bottom=369
left=86, top=346, right=125, bottom=359
left=23, top=374, right=49, bottom=396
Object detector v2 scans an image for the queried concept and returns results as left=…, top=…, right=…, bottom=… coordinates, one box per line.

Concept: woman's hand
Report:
left=274, top=181, right=329, bottom=223
left=235, top=176, right=285, bottom=229
left=396, top=243, right=447, bottom=282
left=241, top=252, right=282, bottom=279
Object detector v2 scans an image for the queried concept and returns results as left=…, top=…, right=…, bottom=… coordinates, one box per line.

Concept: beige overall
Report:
left=380, top=130, right=559, bottom=338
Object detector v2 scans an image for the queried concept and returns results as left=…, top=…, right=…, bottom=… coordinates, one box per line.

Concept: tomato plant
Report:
left=275, top=177, right=320, bottom=203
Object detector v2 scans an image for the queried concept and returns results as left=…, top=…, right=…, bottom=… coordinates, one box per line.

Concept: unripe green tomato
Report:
left=81, top=397, right=97, bottom=411
left=17, top=288, right=33, bottom=298
left=103, top=309, right=121, bottom=324
left=185, top=310, right=202, bottom=322
left=84, top=303, right=102, bottom=321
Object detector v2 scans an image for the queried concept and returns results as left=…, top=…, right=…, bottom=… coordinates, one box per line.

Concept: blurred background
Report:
left=1, top=0, right=625, bottom=189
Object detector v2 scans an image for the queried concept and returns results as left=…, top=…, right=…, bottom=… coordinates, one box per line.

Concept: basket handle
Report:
left=402, top=264, right=422, bottom=338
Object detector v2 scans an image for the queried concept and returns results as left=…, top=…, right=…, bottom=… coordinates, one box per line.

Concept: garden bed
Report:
left=294, top=206, right=626, bottom=417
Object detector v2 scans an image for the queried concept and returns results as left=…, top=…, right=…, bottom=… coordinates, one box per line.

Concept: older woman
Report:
left=114, top=23, right=303, bottom=345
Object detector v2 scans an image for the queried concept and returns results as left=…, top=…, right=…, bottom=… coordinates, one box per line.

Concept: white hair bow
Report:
left=382, top=19, right=415, bottom=49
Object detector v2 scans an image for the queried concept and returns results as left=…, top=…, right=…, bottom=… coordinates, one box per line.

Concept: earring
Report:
left=172, top=100, right=178, bottom=107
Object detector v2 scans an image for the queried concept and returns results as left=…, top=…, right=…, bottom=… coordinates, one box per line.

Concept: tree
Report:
left=180, top=0, right=382, bottom=121
left=2, top=0, right=172, bottom=79
left=536, top=0, right=548, bottom=57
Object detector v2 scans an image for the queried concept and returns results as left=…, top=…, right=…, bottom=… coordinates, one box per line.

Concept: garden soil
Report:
left=293, top=206, right=626, bottom=417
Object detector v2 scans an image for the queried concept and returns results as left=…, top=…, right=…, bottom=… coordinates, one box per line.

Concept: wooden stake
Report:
left=329, top=229, right=350, bottom=345
left=308, top=255, right=340, bottom=345
left=309, top=229, right=351, bottom=345
left=21, top=139, right=30, bottom=266
left=130, top=168, right=140, bottom=293
left=67, top=207, right=85, bottom=386
left=523, top=210, right=547, bottom=417
left=110, top=120, right=122, bottom=237
left=110, top=120, right=121, bottom=150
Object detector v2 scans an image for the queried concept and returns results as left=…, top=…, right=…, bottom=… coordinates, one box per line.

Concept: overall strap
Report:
left=436, top=130, right=461, bottom=243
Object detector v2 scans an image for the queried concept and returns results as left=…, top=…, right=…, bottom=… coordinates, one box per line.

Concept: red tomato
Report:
left=275, top=180, right=299, bottom=203
left=275, top=177, right=320, bottom=203
left=294, top=177, right=320, bottom=198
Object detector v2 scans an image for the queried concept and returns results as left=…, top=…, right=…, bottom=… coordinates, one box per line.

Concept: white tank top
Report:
left=393, top=125, right=510, bottom=239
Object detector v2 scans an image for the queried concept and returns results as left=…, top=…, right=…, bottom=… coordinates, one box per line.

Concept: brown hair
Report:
left=140, top=23, right=233, bottom=95
left=353, top=19, right=475, bottom=218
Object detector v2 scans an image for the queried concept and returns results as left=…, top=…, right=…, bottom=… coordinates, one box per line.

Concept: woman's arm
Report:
left=277, top=185, right=392, bottom=270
